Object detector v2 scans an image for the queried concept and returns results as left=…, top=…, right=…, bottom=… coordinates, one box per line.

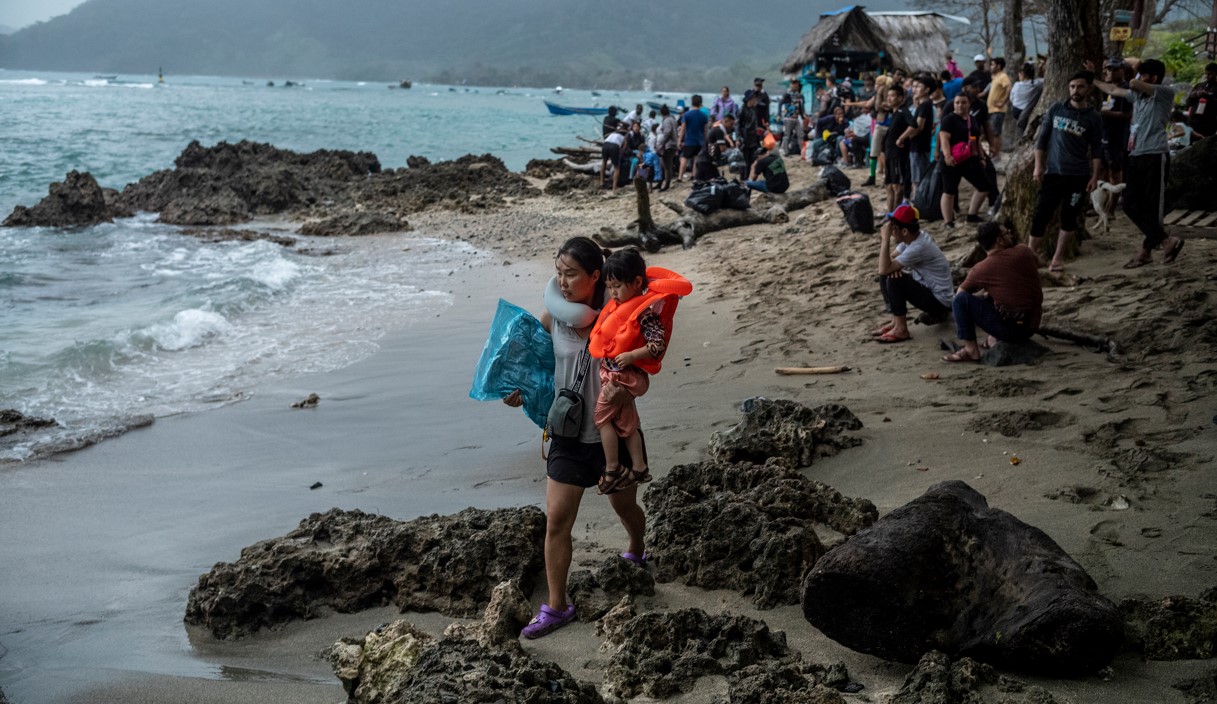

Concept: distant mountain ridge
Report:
left=0, top=0, right=855, bottom=89
left=0, top=24, right=16, bottom=35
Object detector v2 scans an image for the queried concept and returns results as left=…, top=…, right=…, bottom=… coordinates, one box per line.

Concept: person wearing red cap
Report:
left=873, top=204, right=954, bottom=343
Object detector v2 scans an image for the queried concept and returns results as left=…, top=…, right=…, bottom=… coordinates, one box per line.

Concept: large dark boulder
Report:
left=802, top=480, right=1123, bottom=676
left=1167, top=136, right=1217, bottom=211
left=185, top=506, right=545, bottom=639
left=1120, top=586, right=1217, bottom=660
left=707, top=398, right=863, bottom=467
left=644, top=458, right=875, bottom=609
left=3, top=170, right=127, bottom=227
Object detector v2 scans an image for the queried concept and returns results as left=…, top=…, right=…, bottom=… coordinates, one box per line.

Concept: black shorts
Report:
left=546, top=431, right=647, bottom=488
left=1031, top=173, right=1089, bottom=235
left=681, top=144, right=703, bottom=159
left=884, top=150, right=911, bottom=187
left=942, top=158, right=989, bottom=196
left=602, top=143, right=621, bottom=163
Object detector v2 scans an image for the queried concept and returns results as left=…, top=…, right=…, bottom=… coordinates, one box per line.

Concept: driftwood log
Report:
left=563, top=158, right=602, bottom=174
left=550, top=146, right=601, bottom=159
left=595, top=178, right=832, bottom=251
left=1036, top=325, right=1122, bottom=362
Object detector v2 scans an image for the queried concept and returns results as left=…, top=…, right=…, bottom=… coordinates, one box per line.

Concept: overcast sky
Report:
left=0, top=0, right=82, bottom=29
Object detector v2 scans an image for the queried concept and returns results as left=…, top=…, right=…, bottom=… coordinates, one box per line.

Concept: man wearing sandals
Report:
left=944, top=222, right=1042, bottom=363
left=1029, top=71, right=1103, bottom=274
left=873, top=204, right=954, bottom=344
left=1094, top=58, right=1185, bottom=268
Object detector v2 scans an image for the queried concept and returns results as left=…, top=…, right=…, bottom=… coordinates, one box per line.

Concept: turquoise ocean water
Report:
left=0, top=69, right=654, bottom=461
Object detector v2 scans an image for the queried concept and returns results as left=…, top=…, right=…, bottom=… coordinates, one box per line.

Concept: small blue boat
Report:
left=544, top=100, right=610, bottom=116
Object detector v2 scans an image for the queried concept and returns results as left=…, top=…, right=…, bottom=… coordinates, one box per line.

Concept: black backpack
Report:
left=820, top=165, right=851, bottom=195
left=836, top=191, right=875, bottom=234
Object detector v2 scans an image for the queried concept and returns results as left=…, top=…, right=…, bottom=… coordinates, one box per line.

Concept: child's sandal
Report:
left=597, top=467, right=629, bottom=495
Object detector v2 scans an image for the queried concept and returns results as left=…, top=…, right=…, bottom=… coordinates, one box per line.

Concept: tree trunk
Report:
left=1004, top=0, right=1026, bottom=74
left=1002, top=0, right=1104, bottom=256
left=594, top=181, right=832, bottom=251
left=1131, top=0, right=1152, bottom=40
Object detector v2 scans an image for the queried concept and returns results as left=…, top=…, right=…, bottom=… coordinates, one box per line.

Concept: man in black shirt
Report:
left=967, top=54, right=991, bottom=93
left=883, top=86, right=914, bottom=213
left=908, top=75, right=937, bottom=201
left=1099, top=59, right=1132, bottom=200
left=738, top=90, right=763, bottom=176
left=1030, top=71, right=1103, bottom=273
left=707, top=114, right=736, bottom=162
left=602, top=106, right=621, bottom=137
left=745, top=145, right=789, bottom=194
left=752, top=77, right=771, bottom=128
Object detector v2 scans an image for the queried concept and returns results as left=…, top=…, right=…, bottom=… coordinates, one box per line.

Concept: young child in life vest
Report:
left=589, top=249, right=679, bottom=495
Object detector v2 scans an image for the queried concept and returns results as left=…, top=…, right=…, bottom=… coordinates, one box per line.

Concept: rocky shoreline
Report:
left=179, top=398, right=1216, bottom=702
left=3, top=140, right=543, bottom=233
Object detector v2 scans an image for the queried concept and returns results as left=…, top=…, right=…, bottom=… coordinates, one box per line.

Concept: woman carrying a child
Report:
left=502, top=237, right=647, bottom=640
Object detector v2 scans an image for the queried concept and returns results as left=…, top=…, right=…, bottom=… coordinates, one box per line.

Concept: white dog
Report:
left=1091, top=180, right=1127, bottom=233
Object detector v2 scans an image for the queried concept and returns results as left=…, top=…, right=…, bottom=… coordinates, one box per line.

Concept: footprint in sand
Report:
left=1089, top=520, right=1125, bottom=546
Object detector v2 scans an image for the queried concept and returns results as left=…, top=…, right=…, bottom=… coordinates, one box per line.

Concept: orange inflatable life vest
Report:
left=589, top=267, right=692, bottom=375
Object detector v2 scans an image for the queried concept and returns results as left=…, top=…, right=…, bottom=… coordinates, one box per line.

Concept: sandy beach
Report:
left=1, top=156, right=1215, bottom=703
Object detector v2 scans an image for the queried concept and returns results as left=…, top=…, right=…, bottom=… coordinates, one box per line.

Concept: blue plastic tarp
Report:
left=469, top=299, right=554, bottom=429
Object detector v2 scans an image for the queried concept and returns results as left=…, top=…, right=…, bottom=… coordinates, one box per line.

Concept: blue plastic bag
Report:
left=469, top=299, right=554, bottom=429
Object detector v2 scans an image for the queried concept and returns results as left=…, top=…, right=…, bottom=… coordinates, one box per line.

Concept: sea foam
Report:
left=135, top=309, right=232, bottom=352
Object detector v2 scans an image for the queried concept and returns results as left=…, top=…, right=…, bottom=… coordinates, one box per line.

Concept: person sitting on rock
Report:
left=813, top=105, right=851, bottom=157
left=707, top=113, right=736, bottom=163
left=744, top=145, right=789, bottom=194
left=943, top=222, right=1043, bottom=362
left=873, top=204, right=953, bottom=343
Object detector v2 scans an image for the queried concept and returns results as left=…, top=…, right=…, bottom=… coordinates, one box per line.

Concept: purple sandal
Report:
left=621, top=551, right=648, bottom=567
left=521, top=603, right=576, bottom=639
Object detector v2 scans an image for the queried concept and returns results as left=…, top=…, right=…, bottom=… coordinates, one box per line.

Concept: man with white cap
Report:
left=967, top=53, right=992, bottom=94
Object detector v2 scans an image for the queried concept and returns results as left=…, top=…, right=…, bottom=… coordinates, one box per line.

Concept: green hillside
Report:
left=0, top=0, right=853, bottom=89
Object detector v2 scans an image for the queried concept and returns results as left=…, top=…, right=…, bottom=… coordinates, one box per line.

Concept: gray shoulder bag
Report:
left=546, top=341, right=592, bottom=440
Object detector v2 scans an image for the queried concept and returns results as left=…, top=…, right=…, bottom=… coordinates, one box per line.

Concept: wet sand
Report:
left=2, top=158, right=1215, bottom=703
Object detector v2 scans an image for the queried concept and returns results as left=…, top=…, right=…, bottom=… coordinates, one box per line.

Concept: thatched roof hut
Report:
left=869, top=12, right=958, bottom=75
left=781, top=6, right=962, bottom=78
